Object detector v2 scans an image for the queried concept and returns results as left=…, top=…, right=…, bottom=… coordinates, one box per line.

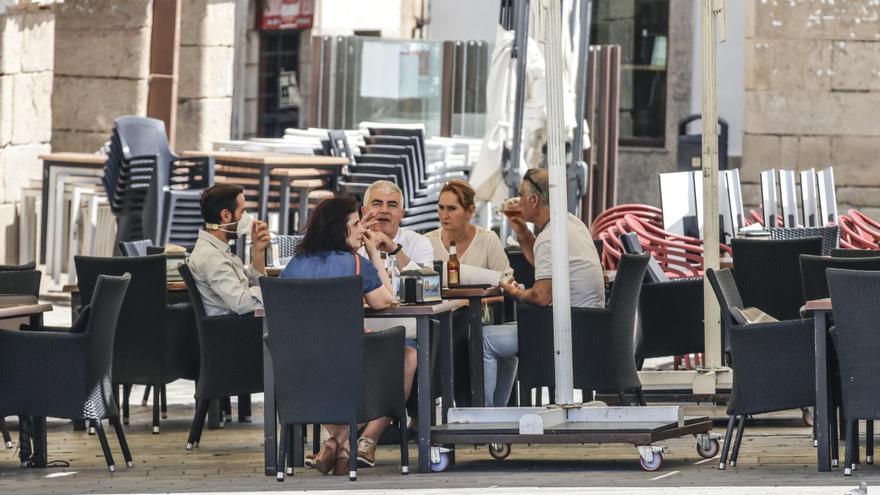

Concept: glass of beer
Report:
left=499, top=197, right=522, bottom=220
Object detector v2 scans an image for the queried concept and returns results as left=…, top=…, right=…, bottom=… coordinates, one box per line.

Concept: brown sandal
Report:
left=311, top=438, right=338, bottom=475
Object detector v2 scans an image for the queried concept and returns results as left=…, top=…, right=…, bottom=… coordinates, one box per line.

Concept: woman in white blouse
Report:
left=426, top=179, right=512, bottom=277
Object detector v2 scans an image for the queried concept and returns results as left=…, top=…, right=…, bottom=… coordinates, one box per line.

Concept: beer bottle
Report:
left=447, top=240, right=461, bottom=287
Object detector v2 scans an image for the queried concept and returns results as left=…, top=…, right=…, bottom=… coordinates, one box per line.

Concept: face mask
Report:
left=208, top=210, right=253, bottom=238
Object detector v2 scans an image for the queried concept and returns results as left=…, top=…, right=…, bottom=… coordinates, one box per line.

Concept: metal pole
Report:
left=568, top=0, right=592, bottom=215
left=507, top=0, right=530, bottom=195
left=701, top=0, right=725, bottom=369
left=542, top=0, right=575, bottom=405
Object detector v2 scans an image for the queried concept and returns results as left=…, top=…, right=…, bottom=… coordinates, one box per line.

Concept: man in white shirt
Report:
left=358, top=180, right=434, bottom=267
left=355, top=180, right=432, bottom=467
left=483, top=168, right=604, bottom=407
left=188, top=184, right=271, bottom=316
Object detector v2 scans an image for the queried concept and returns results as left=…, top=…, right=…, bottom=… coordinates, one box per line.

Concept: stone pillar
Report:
left=743, top=0, right=880, bottom=217
left=176, top=0, right=236, bottom=151
left=0, top=3, right=56, bottom=202
left=51, top=0, right=152, bottom=152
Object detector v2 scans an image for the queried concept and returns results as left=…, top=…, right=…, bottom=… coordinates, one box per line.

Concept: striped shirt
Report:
left=188, top=230, right=263, bottom=316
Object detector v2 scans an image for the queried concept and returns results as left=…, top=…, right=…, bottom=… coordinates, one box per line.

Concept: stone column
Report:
left=176, top=0, right=236, bottom=151
left=51, top=0, right=152, bottom=152
left=0, top=3, right=55, bottom=202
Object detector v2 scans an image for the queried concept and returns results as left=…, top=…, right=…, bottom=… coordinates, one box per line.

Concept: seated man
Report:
left=355, top=180, right=433, bottom=467
left=483, top=168, right=605, bottom=407
left=188, top=184, right=271, bottom=316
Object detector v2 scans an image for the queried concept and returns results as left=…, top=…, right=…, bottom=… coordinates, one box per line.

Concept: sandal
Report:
left=310, top=438, right=338, bottom=475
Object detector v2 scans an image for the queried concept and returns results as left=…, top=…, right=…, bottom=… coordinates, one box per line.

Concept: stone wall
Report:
left=0, top=5, right=54, bottom=202
left=51, top=0, right=152, bottom=153
left=743, top=0, right=880, bottom=218
left=176, top=0, right=235, bottom=150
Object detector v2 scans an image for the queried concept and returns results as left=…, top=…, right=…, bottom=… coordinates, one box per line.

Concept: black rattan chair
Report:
left=707, top=268, right=815, bottom=470
left=178, top=264, right=263, bottom=449
left=731, top=237, right=823, bottom=320
left=260, top=275, right=408, bottom=481
left=0, top=274, right=132, bottom=472
left=769, top=226, right=839, bottom=256
left=831, top=248, right=880, bottom=258
left=75, top=255, right=197, bottom=433
left=827, top=268, right=880, bottom=476
left=0, top=262, right=36, bottom=271
left=800, top=254, right=880, bottom=302
left=517, top=253, right=650, bottom=406
left=118, top=239, right=153, bottom=257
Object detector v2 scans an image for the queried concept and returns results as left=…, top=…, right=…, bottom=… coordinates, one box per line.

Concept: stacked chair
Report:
left=103, top=116, right=214, bottom=250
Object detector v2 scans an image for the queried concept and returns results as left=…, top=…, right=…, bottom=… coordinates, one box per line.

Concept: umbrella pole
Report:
left=569, top=0, right=592, bottom=216
left=701, top=0, right=725, bottom=369
left=506, top=0, right=529, bottom=197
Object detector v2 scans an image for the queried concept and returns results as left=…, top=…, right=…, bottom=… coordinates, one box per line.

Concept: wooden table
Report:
left=181, top=151, right=349, bottom=229
left=257, top=299, right=467, bottom=475
left=0, top=302, right=54, bottom=467
left=441, top=287, right=503, bottom=407
left=804, top=297, right=833, bottom=472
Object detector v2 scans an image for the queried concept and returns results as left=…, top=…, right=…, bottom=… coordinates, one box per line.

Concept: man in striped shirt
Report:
left=188, top=184, right=271, bottom=316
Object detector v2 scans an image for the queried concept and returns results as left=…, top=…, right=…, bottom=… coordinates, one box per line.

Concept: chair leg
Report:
left=617, top=391, right=628, bottom=407
left=845, top=419, right=856, bottom=475
left=730, top=416, right=747, bottom=467
left=868, top=421, right=874, bottom=465
left=238, top=394, right=252, bottom=423
left=349, top=423, right=358, bottom=481
left=141, top=385, right=151, bottom=407
left=287, top=424, right=295, bottom=475
left=224, top=397, right=233, bottom=422
left=276, top=424, right=289, bottom=481
left=93, top=420, right=116, bottom=472
left=719, top=415, right=736, bottom=470
left=152, top=384, right=161, bottom=434
left=830, top=406, right=840, bottom=467
left=635, top=388, right=647, bottom=407
left=854, top=420, right=861, bottom=466
left=122, top=384, right=132, bottom=425
left=187, top=400, right=210, bottom=450
left=399, top=416, right=409, bottom=474
left=160, top=385, right=168, bottom=419
left=0, top=418, right=12, bottom=448
left=312, top=424, right=321, bottom=454
left=109, top=416, right=133, bottom=468
left=18, top=416, right=33, bottom=467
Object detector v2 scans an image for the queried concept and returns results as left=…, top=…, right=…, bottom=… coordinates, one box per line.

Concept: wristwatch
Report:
left=389, top=243, right=404, bottom=255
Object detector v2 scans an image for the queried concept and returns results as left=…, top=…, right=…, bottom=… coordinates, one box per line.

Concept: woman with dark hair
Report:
left=279, top=196, right=402, bottom=475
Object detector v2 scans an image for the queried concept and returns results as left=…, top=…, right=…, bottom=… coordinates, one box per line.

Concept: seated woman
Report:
left=281, top=196, right=415, bottom=475
left=425, top=180, right=512, bottom=406
left=426, top=179, right=512, bottom=277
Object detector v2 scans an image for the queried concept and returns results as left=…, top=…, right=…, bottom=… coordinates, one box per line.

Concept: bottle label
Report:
left=448, top=268, right=460, bottom=286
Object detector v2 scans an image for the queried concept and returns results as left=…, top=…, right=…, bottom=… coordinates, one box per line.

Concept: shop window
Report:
left=258, top=30, right=301, bottom=137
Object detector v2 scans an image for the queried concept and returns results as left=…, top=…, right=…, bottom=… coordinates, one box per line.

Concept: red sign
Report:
left=261, top=0, right=314, bottom=30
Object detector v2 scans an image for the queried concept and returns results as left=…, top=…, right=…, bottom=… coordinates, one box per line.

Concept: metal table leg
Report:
left=441, top=312, right=454, bottom=423
left=416, top=316, right=431, bottom=473
left=815, top=309, right=831, bottom=471
left=467, top=296, right=486, bottom=406
left=279, top=176, right=291, bottom=235
left=263, top=318, right=277, bottom=476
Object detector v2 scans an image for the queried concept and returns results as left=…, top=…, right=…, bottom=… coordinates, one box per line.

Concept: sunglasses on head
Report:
left=523, top=173, right=546, bottom=201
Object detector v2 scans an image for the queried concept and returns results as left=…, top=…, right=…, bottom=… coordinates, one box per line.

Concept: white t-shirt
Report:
left=533, top=213, right=605, bottom=308
left=358, top=227, right=434, bottom=269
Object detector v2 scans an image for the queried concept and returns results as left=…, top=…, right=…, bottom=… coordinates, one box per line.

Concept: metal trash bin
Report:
left=677, top=114, right=728, bottom=171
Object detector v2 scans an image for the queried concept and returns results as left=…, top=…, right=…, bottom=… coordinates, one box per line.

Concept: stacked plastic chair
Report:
left=837, top=209, right=880, bottom=250
left=103, top=116, right=214, bottom=250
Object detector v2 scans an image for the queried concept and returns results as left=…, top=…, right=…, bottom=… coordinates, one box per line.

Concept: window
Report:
left=591, top=0, right=669, bottom=147
left=258, top=30, right=301, bottom=137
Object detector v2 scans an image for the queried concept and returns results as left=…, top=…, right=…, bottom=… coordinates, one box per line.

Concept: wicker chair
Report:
left=0, top=274, right=132, bottom=472
left=178, top=264, right=263, bottom=449
left=731, top=237, right=823, bottom=320
left=75, top=255, right=198, bottom=433
left=827, top=268, right=880, bottom=475
left=831, top=248, right=880, bottom=258
left=707, top=268, right=815, bottom=470
left=260, top=275, right=408, bottom=481
left=517, top=253, right=649, bottom=406
left=769, top=226, right=840, bottom=256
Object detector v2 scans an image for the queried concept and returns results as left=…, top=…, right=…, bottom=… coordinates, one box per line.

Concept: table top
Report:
left=0, top=303, right=53, bottom=319
left=181, top=151, right=349, bottom=168
left=804, top=298, right=832, bottom=311
left=255, top=299, right=467, bottom=318
left=39, top=152, right=106, bottom=165
left=64, top=282, right=188, bottom=293
left=441, top=286, right=502, bottom=299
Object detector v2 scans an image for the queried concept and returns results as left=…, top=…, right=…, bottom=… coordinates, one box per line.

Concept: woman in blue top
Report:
left=280, top=196, right=402, bottom=475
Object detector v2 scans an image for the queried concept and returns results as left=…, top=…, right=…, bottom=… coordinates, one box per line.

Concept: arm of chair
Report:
left=362, top=326, right=406, bottom=419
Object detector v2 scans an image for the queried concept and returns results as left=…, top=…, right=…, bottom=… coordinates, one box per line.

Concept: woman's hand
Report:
left=362, top=230, right=380, bottom=258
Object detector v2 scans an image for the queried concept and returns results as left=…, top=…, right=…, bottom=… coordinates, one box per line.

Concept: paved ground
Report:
left=1, top=297, right=877, bottom=494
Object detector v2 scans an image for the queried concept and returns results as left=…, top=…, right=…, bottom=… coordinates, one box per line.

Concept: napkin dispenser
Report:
left=399, top=266, right=442, bottom=304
